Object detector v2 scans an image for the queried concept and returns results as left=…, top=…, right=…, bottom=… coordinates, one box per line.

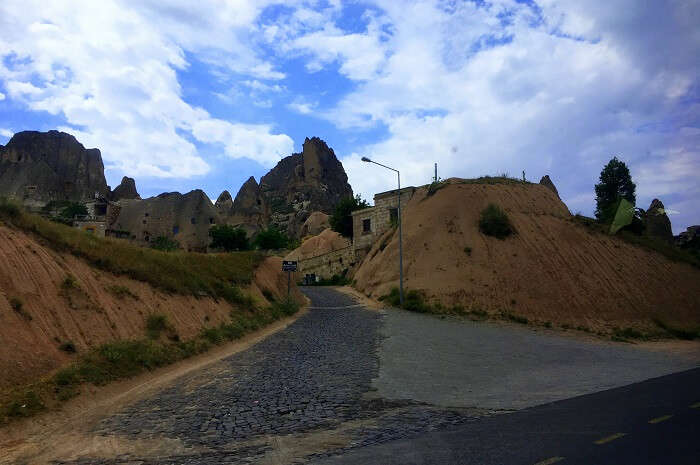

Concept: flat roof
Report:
left=374, top=186, right=416, bottom=200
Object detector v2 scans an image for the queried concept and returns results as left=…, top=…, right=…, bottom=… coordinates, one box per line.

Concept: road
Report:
left=4, top=287, right=698, bottom=464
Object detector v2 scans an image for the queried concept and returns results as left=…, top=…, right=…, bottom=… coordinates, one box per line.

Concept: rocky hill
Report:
left=0, top=131, right=109, bottom=206
left=353, top=179, right=700, bottom=334
left=110, top=176, right=140, bottom=201
left=109, top=190, right=221, bottom=252
left=219, top=137, right=353, bottom=238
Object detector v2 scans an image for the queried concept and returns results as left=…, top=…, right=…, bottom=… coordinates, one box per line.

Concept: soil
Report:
left=0, top=224, right=302, bottom=390
left=352, top=180, right=700, bottom=333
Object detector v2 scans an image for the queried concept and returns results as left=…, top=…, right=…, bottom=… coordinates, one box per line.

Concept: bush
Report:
left=59, top=341, right=77, bottom=353
left=146, top=314, right=169, bottom=339
left=61, top=274, right=79, bottom=290
left=59, top=203, right=88, bottom=219
left=106, top=285, right=139, bottom=300
left=653, top=318, right=699, bottom=340
left=380, top=287, right=431, bottom=313
left=253, top=227, right=290, bottom=250
left=0, top=199, right=21, bottom=220
left=209, top=225, right=250, bottom=251
left=9, top=297, right=31, bottom=320
left=150, top=236, right=180, bottom=252
left=479, top=204, right=514, bottom=239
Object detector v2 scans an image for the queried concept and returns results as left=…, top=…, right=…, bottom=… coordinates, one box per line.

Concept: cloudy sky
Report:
left=0, top=0, right=698, bottom=233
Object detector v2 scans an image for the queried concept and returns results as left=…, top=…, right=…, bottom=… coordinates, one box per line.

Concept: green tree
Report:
left=60, top=203, right=88, bottom=219
left=595, top=157, right=636, bottom=223
left=329, top=195, right=370, bottom=238
left=150, top=236, right=180, bottom=252
left=209, top=225, right=250, bottom=251
left=253, top=227, right=289, bottom=250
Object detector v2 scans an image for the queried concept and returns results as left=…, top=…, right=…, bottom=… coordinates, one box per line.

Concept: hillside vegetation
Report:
left=353, top=179, right=700, bottom=338
left=0, top=201, right=304, bottom=423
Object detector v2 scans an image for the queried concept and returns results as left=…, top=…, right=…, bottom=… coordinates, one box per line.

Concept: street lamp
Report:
left=361, top=156, right=404, bottom=307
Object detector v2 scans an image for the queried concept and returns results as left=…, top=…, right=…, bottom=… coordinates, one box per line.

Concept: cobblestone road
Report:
left=59, top=288, right=478, bottom=464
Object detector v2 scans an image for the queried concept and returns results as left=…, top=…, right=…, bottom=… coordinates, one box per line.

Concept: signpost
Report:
left=282, top=260, right=297, bottom=300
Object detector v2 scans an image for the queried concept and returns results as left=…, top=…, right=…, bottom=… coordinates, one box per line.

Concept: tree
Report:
left=594, top=157, right=636, bottom=223
left=209, top=225, right=250, bottom=251
left=253, top=227, right=290, bottom=250
left=330, top=195, right=370, bottom=238
left=151, top=236, right=180, bottom=252
left=60, top=202, right=88, bottom=219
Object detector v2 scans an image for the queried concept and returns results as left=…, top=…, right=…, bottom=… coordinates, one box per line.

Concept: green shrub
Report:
left=613, top=327, right=644, bottom=340
left=504, top=312, right=528, bottom=324
left=652, top=318, right=699, bottom=340
left=59, top=341, right=77, bottom=353
left=380, top=287, right=431, bottom=313
left=209, top=225, right=250, bottom=251
left=61, top=274, right=79, bottom=290
left=0, top=199, right=21, bottom=220
left=106, top=285, right=139, bottom=300
left=9, top=297, right=31, bottom=321
left=463, top=246, right=472, bottom=256
left=150, top=236, right=180, bottom=252
left=330, top=195, right=370, bottom=239
left=426, top=180, right=447, bottom=197
left=253, top=227, right=290, bottom=250
left=479, top=204, right=514, bottom=239
left=146, top=314, right=169, bottom=339
left=59, top=203, right=88, bottom=219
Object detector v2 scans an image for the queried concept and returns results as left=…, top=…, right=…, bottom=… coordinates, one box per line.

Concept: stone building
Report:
left=351, top=187, right=416, bottom=259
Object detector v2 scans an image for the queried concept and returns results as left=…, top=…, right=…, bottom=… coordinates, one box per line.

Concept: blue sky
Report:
left=0, top=0, right=698, bottom=233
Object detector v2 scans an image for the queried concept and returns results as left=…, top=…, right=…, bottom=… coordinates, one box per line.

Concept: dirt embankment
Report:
left=0, top=225, right=301, bottom=390
left=353, top=181, right=700, bottom=332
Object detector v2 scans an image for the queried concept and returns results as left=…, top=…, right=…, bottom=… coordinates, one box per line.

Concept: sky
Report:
left=0, top=0, right=698, bottom=233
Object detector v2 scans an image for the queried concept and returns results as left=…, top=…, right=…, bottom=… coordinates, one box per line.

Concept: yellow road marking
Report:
left=534, top=457, right=565, bottom=465
left=691, top=402, right=700, bottom=409
left=594, top=433, right=626, bottom=445
left=648, top=415, right=673, bottom=424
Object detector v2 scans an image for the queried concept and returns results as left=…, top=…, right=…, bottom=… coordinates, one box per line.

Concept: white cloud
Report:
left=0, top=128, right=13, bottom=138
left=0, top=92, right=5, bottom=100
left=287, top=99, right=317, bottom=115
left=0, top=0, right=293, bottom=178
left=298, top=0, right=699, bottom=233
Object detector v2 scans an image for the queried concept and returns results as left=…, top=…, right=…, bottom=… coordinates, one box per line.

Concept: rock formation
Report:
left=675, top=225, right=700, bottom=249
left=256, top=137, right=353, bottom=237
left=0, top=130, right=109, bottom=207
left=644, top=199, right=673, bottom=243
left=215, top=190, right=233, bottom=212
left=110, top=176, right=140, bottom=201
left=300, top=212, right=330, bottom=238
left=108, top=189, right=221, bottom=252
left=539, top=175, right=560, bottom=199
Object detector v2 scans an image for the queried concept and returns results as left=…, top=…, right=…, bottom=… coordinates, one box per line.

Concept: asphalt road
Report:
left=311, top=367, right=700, bottom=465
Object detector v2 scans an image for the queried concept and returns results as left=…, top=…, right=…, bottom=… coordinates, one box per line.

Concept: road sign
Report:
left=282, top=260, right=298, bottom=272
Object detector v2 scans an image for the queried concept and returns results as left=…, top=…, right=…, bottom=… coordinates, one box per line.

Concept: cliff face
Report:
left=0, top=130, right=109, bottom=206
left=109, top=190, right=221, bottom=252
left=255, top=137, right=353, bottom=237
left=644, top=198, right=673, bottom=243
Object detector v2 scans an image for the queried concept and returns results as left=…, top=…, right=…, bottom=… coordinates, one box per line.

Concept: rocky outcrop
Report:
left=675, top=225, right=700, bottom=249
left=539, top=175, right=560, bottom=199
left=257, top=137, right=353, bottom=237
left=108, top=190, right=221, bottom=252
left=300, top=212, right=330, bottom=238
left=644, top=199, right=673, bottom=243
left=0, top=130, right=109, bottom=207
left=215, top=190, right=233, bottom=212
left=110, top=176, right=140, bottom=201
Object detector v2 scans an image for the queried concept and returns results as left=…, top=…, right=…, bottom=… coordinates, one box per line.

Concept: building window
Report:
left=209, top=217, right=215, bottom=224
left=362, top=218, right=371, bottom=233
left=172, top=225, right=179, bottom=235
left=191, top=217, right=197, bottom=224
left=145, top=212, right=149, bottom=217
left=389, top=208, right=398, bottom=224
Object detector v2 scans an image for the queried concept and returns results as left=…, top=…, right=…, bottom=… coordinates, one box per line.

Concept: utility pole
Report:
left=361, top=156, right=404, bottom=307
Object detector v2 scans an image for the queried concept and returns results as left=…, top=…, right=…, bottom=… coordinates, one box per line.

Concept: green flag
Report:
left=609, top=198, right=635, bottom=235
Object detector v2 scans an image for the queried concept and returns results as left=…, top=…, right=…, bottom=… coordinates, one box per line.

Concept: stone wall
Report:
left=298, top=246, right=355, bottom=279
left=351, top=187, right=415, bottom=253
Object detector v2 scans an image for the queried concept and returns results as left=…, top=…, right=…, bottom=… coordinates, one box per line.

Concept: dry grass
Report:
left=0, top=200, right=263, bottom=303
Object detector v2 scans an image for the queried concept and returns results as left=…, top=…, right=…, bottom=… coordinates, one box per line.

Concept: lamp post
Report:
left=361, top=156, right=404, bottom=307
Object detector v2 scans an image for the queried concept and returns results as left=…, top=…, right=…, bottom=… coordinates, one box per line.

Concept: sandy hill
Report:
left=0, top=214, right=302, bottom=392
left=285, top=228, right=350, bottom=262
left=353, top=179, right=700, bottom=333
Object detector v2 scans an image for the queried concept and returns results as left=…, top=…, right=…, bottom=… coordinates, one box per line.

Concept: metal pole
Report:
left=287, top=270, right=291, bottom=301
left=397, top=172, right=404, bottom=307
